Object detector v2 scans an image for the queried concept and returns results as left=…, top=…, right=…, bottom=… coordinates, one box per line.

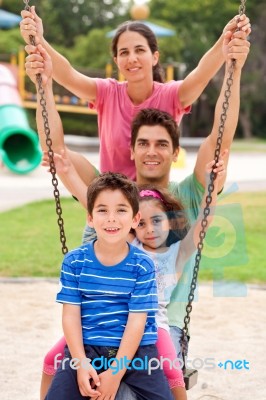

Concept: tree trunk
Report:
left=239, top=110, right=253, bottom=139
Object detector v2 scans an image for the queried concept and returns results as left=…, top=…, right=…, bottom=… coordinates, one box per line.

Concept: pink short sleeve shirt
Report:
left=90, top=79, right=191, bottom=180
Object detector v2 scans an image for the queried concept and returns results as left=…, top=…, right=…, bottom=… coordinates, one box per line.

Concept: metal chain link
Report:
left=239, top=0, right=246, bottom=16
left=181, top=0, right=247, bottom=368
left=23, top=0, right=68, bottom=254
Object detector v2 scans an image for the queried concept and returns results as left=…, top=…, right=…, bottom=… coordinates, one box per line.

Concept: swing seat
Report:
left=184, top=368, right=198, bottom=390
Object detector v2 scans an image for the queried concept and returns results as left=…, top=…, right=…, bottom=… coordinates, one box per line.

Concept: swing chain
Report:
left=181, top=0, right=247, bottom=372
left=239, top=0, right=246, bottom=15
left=23, top=0, right=30, bottom=12
left=23, top=0, right=68, bottom=255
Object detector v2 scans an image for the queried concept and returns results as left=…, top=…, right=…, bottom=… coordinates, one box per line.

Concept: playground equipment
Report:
left=0, top=64, right=42, bottom=174
left=15, top=48, right=95, bottom=115
left=16, top=47, right=175, bottom=113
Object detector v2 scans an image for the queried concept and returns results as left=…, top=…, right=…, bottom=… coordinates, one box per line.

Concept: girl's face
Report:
left=114, top=31, right=159, bottom=83
left=135, top=199, right=170, bottom=251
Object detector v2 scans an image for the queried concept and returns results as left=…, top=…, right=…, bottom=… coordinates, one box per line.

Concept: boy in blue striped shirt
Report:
left=46, top=172, right=173, bottom=400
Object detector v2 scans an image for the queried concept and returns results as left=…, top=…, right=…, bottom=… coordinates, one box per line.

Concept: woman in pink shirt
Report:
left=21, top=8, right=250, bottom=181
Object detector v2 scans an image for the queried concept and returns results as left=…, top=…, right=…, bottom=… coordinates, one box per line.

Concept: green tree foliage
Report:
left=241, top=1, right=266, bottom=138
left=0, top=29, right=23, bottom=55
left=1, top=0, right=265, bottom=138
left=70, top=28, right=111, bottom=69
left=157, top=35, right=183, bottom=69
left=150, top=0, right=240, bottom=70
left=36, top=0, right=128, bottom=46
left=1, top=0, right=128, bottom=46
left=149, top=0, right=266, bottom=138
left=0, top=0, right=22, bottom=15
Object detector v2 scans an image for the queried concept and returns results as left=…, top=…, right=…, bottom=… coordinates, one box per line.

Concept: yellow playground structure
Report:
left=1, top=50, right=186, bottom=170
left=12, top=49, right=176, bottom=115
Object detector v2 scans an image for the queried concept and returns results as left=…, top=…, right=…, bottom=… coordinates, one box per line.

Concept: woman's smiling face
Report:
left=114, top=30, right=159, bottom=83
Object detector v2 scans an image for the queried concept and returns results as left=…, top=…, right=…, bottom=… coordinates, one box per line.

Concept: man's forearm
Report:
left=212, top=63, right=241, bottom=149
left=59, top=158, right=88, bottom=209
left=193, top=62, right=241, bottom=191
left=36, top=79, right=65, bottom=151
left=176, top=174, right=220, bottom=275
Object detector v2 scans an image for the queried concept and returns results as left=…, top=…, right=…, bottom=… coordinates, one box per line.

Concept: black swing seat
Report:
left=184, top=368, right=198, bottom=390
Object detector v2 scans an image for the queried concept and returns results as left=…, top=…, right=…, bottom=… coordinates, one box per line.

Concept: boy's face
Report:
left=130, top=125, right=179, bottom=186
left=87, top=189, right=140, bottom=243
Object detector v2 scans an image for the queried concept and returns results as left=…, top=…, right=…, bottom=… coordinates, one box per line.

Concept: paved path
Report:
left=1, top=151, right=265, bottom=212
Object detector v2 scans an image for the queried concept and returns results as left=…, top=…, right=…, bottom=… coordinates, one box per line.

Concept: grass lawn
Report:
left=0, top=198, right=86, bottom=277
left=200, top=191, right=266, bottom=283
left=231, top=138, right=266, bottom=152
left=0, top=192, right=265, bottom=283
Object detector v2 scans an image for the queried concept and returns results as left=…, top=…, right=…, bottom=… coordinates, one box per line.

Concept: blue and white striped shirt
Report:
left=57, top=241, right=158, bottom=346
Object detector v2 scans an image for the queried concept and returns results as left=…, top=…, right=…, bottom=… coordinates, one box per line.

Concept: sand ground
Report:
left=1, top=279, right=265, bottom=400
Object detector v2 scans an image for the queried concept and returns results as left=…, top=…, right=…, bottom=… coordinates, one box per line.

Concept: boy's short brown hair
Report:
left=87, top=172, right=139, bottom=216
left=131, top=108, right=180, bottom=151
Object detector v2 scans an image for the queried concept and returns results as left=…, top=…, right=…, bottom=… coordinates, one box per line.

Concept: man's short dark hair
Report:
left=131, top=108, right=180, bottom=151
left=87, top=172, right=139, bottom=216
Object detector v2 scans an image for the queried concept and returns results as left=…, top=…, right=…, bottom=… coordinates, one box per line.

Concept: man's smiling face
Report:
left=131, top=125, right=179, bottom=186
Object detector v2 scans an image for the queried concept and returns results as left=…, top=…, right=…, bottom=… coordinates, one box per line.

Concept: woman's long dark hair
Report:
left=111, top=21, right=165, bottom=83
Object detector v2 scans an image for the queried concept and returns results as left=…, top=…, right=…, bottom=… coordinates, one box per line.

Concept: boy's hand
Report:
left=42, top=149, right=71, bottom=174
left=20, top=6, right=43, bottom=45
left=77, top=364, right=101, bottom=397
left=25, top=44, right=52, bottom=86
left=96, top=369, right=121, bottom=400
